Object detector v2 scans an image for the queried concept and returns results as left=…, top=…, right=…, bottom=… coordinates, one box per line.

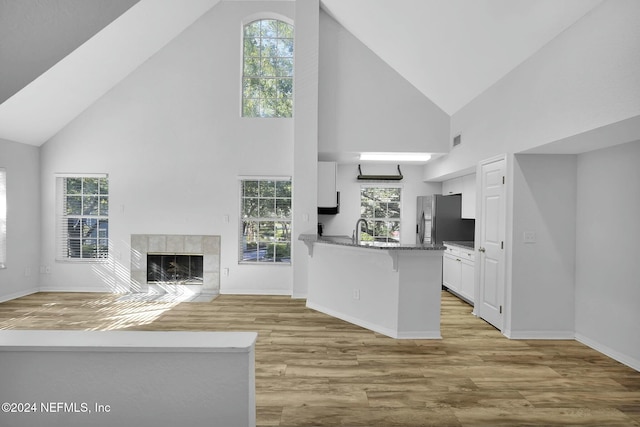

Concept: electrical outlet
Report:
left=223, top=268, right=229, bottom=277
left=523, top=231, right=537, bottom=244
left=353, top=289, right=360, bottom=300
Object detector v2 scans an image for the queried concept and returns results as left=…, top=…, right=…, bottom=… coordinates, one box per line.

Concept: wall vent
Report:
left=453, top=134, right=462, bottom=147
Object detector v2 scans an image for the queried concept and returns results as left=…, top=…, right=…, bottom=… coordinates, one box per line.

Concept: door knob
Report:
left=478, top=247, right=486, bottom=253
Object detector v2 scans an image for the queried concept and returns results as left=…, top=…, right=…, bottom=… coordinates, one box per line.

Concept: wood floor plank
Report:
left=0, top=291, right=639, bottom=426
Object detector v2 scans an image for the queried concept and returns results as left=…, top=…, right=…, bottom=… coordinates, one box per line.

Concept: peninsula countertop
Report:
left=442, top=240, right=475, bottom=251
left=299, top=234, right=446, bottom=251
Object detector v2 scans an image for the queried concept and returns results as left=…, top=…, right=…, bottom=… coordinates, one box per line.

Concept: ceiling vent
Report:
left=453, top=134, right=462, bottom=147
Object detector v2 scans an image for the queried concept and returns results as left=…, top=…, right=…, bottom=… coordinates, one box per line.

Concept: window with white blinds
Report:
left=0, top=168, right=6, bottom=269
left=239, top=177, right=291, bottom=264
left=56, top=174, right=109, bottom=261
left=360, top=185, right=402, bottom=243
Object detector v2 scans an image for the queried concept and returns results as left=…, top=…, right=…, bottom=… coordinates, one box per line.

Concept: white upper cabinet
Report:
left=442, top=173, right=476, bottom=219
left=442, top=176, right=463, bottom=195
left=461, top=173, right=476, bottom=219
left=318, top=161, right=337, bottom=209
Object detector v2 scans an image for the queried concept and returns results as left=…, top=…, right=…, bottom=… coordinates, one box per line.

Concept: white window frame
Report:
left=56, top=173, right=109, bottom=262
left=0, top=168, right=6, bottom=269
left=359, top=184, right=403, bottom=243
left=241, top=17, right=294, bottom=118
left=239, top=176, right=292, bottom=265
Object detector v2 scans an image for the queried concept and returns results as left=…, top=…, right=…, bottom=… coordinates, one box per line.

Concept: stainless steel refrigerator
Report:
left=416, top=194, right=475, bottom=245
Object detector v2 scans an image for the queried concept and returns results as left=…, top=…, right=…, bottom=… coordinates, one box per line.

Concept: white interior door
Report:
left=478, top=157, right=506, bottom=330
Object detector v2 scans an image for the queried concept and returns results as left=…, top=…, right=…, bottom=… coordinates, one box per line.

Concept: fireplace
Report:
left=130, top=234, right=220, bottom=295
left=147, top=254, right=204, bottom=284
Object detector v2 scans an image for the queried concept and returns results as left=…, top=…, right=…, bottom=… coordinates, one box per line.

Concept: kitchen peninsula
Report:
left=299, top=234, right=445, bottom=339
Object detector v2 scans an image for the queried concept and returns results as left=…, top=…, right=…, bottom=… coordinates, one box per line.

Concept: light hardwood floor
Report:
left=0, top=291, right=639, bottom=426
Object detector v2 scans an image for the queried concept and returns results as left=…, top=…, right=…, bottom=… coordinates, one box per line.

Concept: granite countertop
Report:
left=443, top=241, right=475, bottom=250
left=299, top=234, right=446, bottom=251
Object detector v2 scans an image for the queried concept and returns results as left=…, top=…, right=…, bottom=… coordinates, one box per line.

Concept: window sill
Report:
left=56, top=258, right=110, bottom=264
left=238, top=261, right=291, bottom=267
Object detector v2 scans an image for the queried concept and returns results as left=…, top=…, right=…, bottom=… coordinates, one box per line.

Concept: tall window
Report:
left=240, top=178, right=291, bottom=264
left=57, top=175, right=109, bottom=260
left=0, top=168, right=6, bottom=269
left=242, top=19, right=294, bottom=117
left=360, top=186, right=401, bottom=243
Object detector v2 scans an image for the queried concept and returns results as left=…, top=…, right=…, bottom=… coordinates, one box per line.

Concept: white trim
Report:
left=576, top=333, right=640, bottom=372
left=237, top=175, right=291, bottom=181
left=55, top=175, right=110, bottom=261
left=220, top=288, right=291, bottom=296
left=38, top=286, right=124, bottom=294
left=238, top=178, right=292, bottom=264
left=504, top=330, right=575, bottom=340
left=306, top=301, right=441, bottom=340
left=0, top=168, right=6, bottom=269
left=241, top=12, right=294, bottom=27
left=55, top=258, right=111, bottom=264
left=396, top=330, right=442, bottom=340
left=359, top=182, right=404, bottom=189
left=476, top=153, right=508, bottom=333
left=0, top=287, right=39, bottom=304
left=359, top=185, right=402, bottom=243
left=54, top=173, right=108, bottom=178
left=240, top=17, right=294, bottom=118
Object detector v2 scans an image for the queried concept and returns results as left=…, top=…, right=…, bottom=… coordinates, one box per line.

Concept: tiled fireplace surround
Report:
left=130, top=234, right=220, bottom=296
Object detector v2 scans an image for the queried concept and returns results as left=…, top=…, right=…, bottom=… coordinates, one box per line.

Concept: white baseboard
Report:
left=37, top=286, right=122, bottom=294
left=575, top=333, right=640, bottom=372
left=306, top=301, right=441, bottom=340
left=220, top=289, right=292, bottom=296
left=396, top=330, right=442, bottom=339
left=505, top=329, right=575, bottom=340
left=0, top=287, right=39, bottom=303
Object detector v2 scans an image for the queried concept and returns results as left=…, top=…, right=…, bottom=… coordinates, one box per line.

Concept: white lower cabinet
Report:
left=442, top=245, right=475, bottom=304
left=459, top=258, right=475, bottom=302
left=443, top=253, right=461, bottom=293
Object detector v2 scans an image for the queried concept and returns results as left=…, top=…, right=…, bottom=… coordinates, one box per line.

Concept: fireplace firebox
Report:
left=147, top=254, right=204, bottom=284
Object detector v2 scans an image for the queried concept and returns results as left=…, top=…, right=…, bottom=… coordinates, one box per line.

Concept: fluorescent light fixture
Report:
left=359, top=152, right=432, bottom=162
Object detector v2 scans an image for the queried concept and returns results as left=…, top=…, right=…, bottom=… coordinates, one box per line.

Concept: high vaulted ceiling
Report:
left=321, top=0, right=603, bottom=115
left=0, top=0, right=604, bottom=146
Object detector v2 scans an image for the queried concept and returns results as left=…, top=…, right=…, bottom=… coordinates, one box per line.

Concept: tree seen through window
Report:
left=242, top=19, right=294, bottom=117
left=360, top=187, right=401, bottom=243
left=240, top=179, right=292, bottom=263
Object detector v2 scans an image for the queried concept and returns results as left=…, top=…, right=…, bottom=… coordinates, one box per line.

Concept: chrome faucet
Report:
left=353, top=218, right=369, bottom=245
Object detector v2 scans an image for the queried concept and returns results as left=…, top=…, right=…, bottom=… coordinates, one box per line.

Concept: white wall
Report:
left=424, top=0, right=640, bottom=181
left=0, top=139, right=40, bottom=301
left=319, top=164, right=441, bottom=245
left=291, top=0, right=319, bottom=299
left=507, top=154, right=576, bottom=338
left=318, top=10, right=449, bottom=159
left=575, top=140, right=640, bottom=370
left=39, top=1, right=296, bottom=294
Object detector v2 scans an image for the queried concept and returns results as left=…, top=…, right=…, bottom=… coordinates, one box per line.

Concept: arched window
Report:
left=242, top=19, right=294, bottom=117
